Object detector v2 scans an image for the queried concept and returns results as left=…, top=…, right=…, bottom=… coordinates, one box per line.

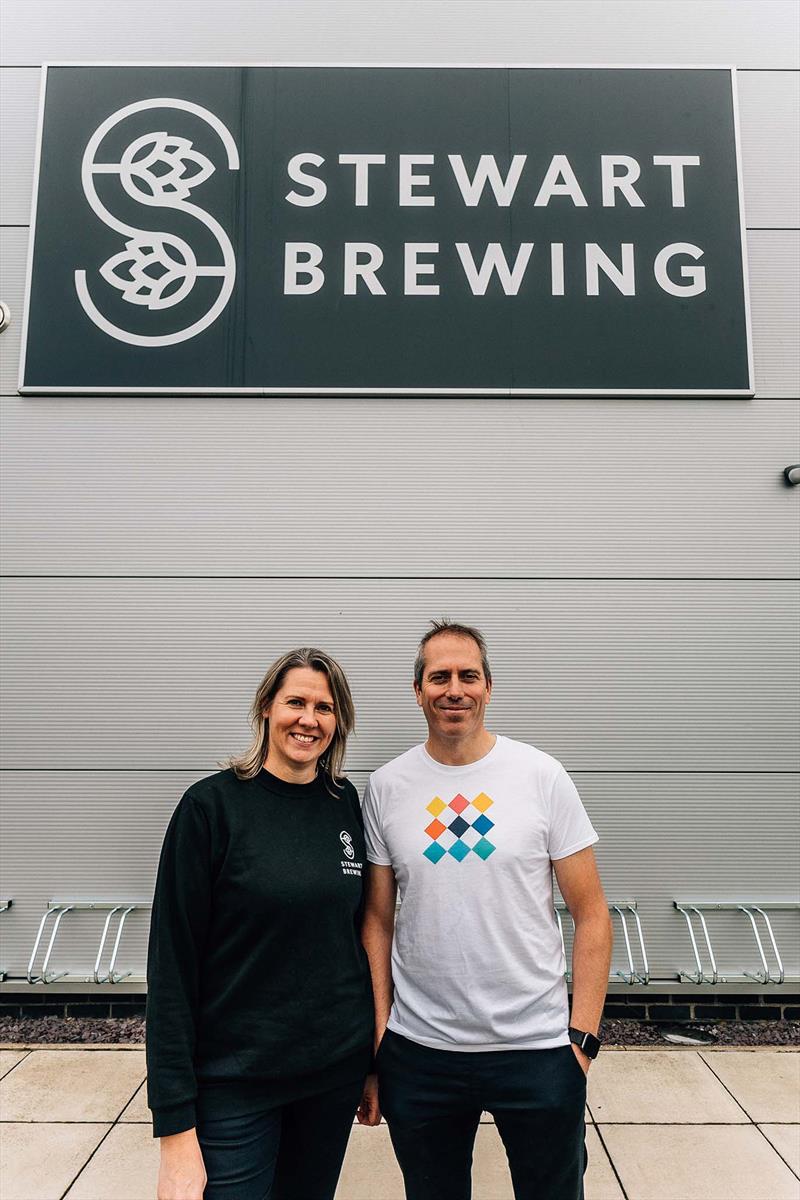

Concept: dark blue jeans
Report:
left=196, top=1077, right=363, bottom=1200
left=377, top=1030, right=587, bottom=1200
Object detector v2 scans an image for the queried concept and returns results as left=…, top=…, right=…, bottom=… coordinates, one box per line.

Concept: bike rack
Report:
left=674, top=901, right=800, bottom=985
left=0, top=899, right=11, bottom=981
left=556, top=899, right=649, bottom=985
left=27, top=901, right=150, bottom=984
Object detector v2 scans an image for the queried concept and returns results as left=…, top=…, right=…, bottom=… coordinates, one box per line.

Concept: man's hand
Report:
left=570, top=1042, right=591, bottom=1076
left=356, top=1073, right=381, bottom=1126
left=157, top=1129, right=207, bottom=1200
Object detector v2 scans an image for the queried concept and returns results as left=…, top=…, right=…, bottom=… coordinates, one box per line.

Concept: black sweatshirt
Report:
left=145, top=768, right=374, bottom=1136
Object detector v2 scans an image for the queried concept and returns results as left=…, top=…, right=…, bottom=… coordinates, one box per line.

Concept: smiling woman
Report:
left=145, top=648, right=375, bottom=1200
left=229, top=648, right=355, bottom=790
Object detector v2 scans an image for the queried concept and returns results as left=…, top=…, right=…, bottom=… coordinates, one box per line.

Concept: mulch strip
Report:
left=1, top=1015, right=798, bottom=1047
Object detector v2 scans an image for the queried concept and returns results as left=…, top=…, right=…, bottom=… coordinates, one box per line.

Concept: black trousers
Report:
left=196, top=1077, right=363, bottom=1200
left=377, top=1030, right=587, bottom=1200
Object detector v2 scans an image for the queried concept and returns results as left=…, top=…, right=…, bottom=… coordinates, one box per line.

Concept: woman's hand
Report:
left=356, top=1073, right=381, bottom=1126
left=157, top=1129, right=207, bottom=1200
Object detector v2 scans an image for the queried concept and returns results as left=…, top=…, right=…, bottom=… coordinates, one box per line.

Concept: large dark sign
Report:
left=20, top=66, right=753, bottom=395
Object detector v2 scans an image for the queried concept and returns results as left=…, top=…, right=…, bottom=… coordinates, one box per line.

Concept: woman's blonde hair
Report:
left=229, top=648, right=355, bottom=791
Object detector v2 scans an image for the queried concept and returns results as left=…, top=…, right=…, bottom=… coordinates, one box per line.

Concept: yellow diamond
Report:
left=472, top=792, right=493, bottom=812
left=426, top=796, right=446, bottom=816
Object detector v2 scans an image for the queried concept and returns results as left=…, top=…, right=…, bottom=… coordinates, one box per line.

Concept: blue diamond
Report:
left=473, top=837, right=496, bottom=860
left=448, top=814, right=469, bottom=838
left=423, top=841, right=447, bottom=864
left=448, top=840, right=470, bottom=862
left=472, top=814, right=494, bottom=835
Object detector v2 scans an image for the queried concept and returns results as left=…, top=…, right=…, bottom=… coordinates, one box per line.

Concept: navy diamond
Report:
left=448, top=814, right=470, bottom=838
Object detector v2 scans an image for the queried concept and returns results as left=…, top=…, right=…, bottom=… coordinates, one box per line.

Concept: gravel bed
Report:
left=1, top=1015, right=798, bottom=1047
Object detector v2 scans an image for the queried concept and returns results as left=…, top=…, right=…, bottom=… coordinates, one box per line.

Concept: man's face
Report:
left=414, top=633, right=492, bottom=740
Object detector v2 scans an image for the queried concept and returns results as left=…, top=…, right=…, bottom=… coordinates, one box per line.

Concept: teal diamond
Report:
left=423, top=841, right=447, bottom=864
left=473, top=837, right=496, bottom=860
left=448, top=839, right=470, bottom=862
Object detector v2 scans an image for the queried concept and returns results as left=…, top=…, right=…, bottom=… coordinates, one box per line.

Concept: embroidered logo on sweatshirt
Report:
left=423, top=792, right=496, bottom=864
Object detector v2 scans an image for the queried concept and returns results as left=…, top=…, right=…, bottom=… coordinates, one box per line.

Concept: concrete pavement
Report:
left=0, top=1045, right=798, bottom=1199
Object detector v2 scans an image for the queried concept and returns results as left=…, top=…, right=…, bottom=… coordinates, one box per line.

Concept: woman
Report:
left=146, top=648, right=377, bottom=1200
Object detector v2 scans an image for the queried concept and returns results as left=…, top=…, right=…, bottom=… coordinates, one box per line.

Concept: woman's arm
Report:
left=146, top=792, right=213, bottom=1138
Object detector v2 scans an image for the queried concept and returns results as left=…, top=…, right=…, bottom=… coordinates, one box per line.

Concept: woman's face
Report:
left=263, top=667, right=337, bottom=778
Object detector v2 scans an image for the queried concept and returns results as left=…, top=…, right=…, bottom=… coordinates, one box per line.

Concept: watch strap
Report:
left=568, top=1026, right=601, bottom=1059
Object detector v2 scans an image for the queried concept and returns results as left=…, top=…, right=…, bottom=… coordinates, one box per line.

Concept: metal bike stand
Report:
left=0, top=900, right=12, bottom=981
left=556, top=899, right=649, bottom=985
left=94, top=905, right=139, bottom=984
left=27, top=900, right=150, bottom=985
left=674, top=900, right=800, bottom=985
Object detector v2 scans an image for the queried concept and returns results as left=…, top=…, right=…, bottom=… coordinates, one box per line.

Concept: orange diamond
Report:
left=426, top=796, right=446, bottom=817
left=425, top=818, right=447, bottom=840
left=472, top=792, right=493, bottom=812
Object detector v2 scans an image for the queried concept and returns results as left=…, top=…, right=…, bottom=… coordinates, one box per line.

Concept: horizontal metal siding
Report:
left=1, top=393, right=798, bottom=577
left=2, top=1, right=798, bottom=67
left=2, top=68, right=798, bottom=228
left=1, top=770, right=797, bottom=982
left=1, top=579, right=798, bottom=772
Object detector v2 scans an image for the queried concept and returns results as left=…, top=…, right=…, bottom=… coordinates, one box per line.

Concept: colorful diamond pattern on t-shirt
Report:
left=423, top=792, right=496, bottom=863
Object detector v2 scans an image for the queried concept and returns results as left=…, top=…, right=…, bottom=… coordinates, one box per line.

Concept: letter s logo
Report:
left=74, top=98, right=239, bottom=347
left=339, top=830, right=355, bottom=860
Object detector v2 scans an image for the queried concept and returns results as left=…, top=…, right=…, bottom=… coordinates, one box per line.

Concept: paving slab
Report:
left=701, top=1050, right=800, bottom=1123
left=0, top=1050, right=29, bottom=1081
left=119, top=1080, right=151, bottom=1123
left=758, top=1125, right=800, bottom=1177
left=587, top=1050, right=748, bottom=1124
left=584, top=1125, right=625, bottom=1200
left=472, top=1123, right=514, bottom=1198
left=335, top=1124, right=405, bottom=1200
left=63, top=1123, right=159, bottom=1200
left=599, top=1123, right=800, bottom=1200
left=0, top=1122, right=109, bottom=1200
left=0, top=1048, right=145, bottom=1122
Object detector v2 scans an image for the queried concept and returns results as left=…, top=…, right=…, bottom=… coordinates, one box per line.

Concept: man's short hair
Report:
left=413, top=619, right=492, bottom=688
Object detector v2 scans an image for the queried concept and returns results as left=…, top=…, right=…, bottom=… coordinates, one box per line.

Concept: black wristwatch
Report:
left=568, top=1027, right=602, bottom=1059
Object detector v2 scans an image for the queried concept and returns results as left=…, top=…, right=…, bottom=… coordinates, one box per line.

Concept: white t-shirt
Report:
left=362, top=735, right=598, bottom=1051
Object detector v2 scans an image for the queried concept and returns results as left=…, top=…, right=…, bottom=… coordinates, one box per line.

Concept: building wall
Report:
left=1, top=0, right=798, bottom=989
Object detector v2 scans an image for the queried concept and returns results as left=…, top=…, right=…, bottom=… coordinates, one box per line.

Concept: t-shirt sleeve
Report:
left=361, top=775, right=392, bottom=866
left=547, top=767, right=599, bottom=861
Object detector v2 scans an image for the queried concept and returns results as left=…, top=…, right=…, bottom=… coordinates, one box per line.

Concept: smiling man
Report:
left=361, top=619, right=612, bottom=1200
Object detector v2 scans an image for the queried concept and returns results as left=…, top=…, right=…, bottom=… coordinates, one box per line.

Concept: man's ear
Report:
left=413, top=681, right=423, bottom=708
left=485, top=680, right=493, bottom=704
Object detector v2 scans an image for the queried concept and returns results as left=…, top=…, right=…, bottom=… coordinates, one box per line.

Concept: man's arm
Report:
left=553, top=846, right=613, bottom=1071
left=360, top=863, right=398, bottom=1052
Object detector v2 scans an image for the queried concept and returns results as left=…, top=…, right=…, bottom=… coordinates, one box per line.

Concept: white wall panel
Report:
left=0, top=69, right=40, bottom=226
left=2, top=1, right=798, bottom=68
left=748, top=230, right=800, bottom=395
left=738, top=71, right=800, bottom=229
left=1, top=770, right=797, bottom=983
left=1, top=227, right=799, bottom=397
left=2, top=68, right=799, bottom=229
left=1, top=579, right=797, bottom=772
left=1, top=394, right=798, bottom=577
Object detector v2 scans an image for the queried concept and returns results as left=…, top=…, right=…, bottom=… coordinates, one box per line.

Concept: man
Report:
left=361, top=620, right=612, bottom=1200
